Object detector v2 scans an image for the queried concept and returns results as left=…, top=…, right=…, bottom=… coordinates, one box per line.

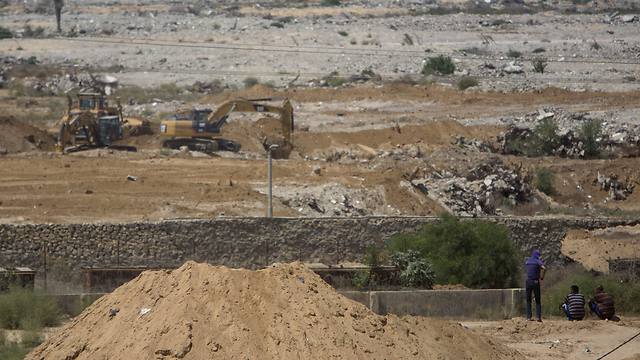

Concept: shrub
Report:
left=532, top=57, right=548, bottom=73
left=0, top=26, right=12, bottom=39
left=322, top=71, right=348, bottom=87
left=532, top=47, right=546, bottom=53
left=535, top=168, right=555, bottom=195
left=543, top=270, right=640, bottom=316
left=507, top=49, right=522, bottom=58
left=23, top=25, right=45, bottom=38
left=269, top=21, right=284, bottom=28
left=242, top=77, right=259, bottom=88
left=391, top=250, right=435, bottom=288
left=402, top=33, right=414, bottom=46
left=422, top=55, right=455, bottom=76
left=533, top=117, right=560, bottom=155
left=457, top=76, right=478, bottom=90
left=0, top=286, right=61, bottom=330
left=387, top=214, right=520, bottom=288
left=321, top=0, right=341, bottom=6
left=580, top=119, right=602, bottom=158
left=337, top=30, right=348, bottom=37
left=460, top=46, right=489, bottom=56
left=590, top=40, right=601, bottom=50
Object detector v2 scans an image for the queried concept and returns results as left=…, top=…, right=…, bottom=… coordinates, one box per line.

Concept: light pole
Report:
left=267, top=144, right=279, bottom=217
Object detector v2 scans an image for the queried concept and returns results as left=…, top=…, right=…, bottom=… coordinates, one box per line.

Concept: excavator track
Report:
left=162, top=138, right=241, bottom=154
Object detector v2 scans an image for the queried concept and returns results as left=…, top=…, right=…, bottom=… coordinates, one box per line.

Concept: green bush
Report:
left=321, top=0, right=341, bottom=5
left=337, top=30, right=348, bottom=37
left=0, top=286, right=61, bottom=330
left=543, top=270, right=640, bottom=317
left=532, top=57, right=548, bottom=73
left=322, top=71, right=348, bottom=87
left=457, top=76, right=478, bottom=90
left=535, top=168, right=555, bottom=195
left=579, top=119, right=602, bottom=158
left=533, top=117, right=560, bottom=155
left=391, top=251, right=435, bottom=288
left=242, top=77, right=260, bottom=88
left=507, top=49, right=522, bottom=58
left=422, top=55, right=456, bottom=76
left=0, top=26, right=12, bottom=40
left=0, top=343, right=30, bottom=360
left=387, top=214, right=520, bottom=288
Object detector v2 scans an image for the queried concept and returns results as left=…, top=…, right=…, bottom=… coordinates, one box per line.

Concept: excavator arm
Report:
left=205, top=98, right=294, bottom=145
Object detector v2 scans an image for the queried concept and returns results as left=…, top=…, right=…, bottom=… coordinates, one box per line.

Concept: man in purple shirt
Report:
left=525, top=249, right=546, bottom=322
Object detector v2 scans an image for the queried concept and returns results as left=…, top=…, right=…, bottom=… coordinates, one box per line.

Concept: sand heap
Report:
left=0, top=116, right=55, bottom=153
left=28, top=262, right=521, bottom=360
left=562, top=225, right=640, bottom=272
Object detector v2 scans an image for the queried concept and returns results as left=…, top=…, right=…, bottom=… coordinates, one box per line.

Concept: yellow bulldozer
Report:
left=56, top=92, right=150, bottom=153
left=159, top=98, right=294, bottom=157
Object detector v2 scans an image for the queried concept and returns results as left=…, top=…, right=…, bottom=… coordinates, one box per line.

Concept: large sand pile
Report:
left=28, top=261, right=521, bottom=360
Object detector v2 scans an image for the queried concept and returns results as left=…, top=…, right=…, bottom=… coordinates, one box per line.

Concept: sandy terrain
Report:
left=563, top=225, right=640, bottom=272
left=467, top=318, right=640, bottom=360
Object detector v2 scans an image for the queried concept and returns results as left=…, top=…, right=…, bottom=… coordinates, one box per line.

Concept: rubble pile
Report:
left=594, top=172, right=636, bottom=201
left=310, top=143, right=423, bottom=164
left=453, top=135, right=494, bottom=152
left=499, top=108, right=640, bottom=158
left=413, top=158, right=533, bottom=216
left=270, top=183, right=388, bottom=217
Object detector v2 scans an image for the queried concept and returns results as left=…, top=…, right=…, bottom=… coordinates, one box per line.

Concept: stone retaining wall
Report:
left=1, top=217, right=639, bottom=273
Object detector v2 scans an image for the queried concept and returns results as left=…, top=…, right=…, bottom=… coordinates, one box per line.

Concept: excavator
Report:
left=56, top=92, right=149, bottom=153
left=159, top=98, right=294, bottom=156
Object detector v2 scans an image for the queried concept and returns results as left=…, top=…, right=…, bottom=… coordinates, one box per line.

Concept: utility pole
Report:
left=267, top=144, right=279, bottom=217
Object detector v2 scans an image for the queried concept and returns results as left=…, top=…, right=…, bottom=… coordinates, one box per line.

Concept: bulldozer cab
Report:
left=77, top=93, right=105, bottom=111
left=97, top=116, right=123, bottom=145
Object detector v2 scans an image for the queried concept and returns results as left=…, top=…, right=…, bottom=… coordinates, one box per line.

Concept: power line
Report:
left=52, top=37, right=640, bottom=65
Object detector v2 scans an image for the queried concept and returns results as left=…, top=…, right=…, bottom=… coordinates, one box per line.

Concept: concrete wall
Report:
left=340, top=288, right=525, bottom=320
left=1, top=217, right=639, bottom=273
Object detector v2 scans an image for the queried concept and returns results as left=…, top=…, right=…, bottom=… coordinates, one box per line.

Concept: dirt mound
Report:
left=28, top=261, right=521, bottom=360
left=562, top=225, right=640, bottom=273
left=0, top=116, right=55, bottom=153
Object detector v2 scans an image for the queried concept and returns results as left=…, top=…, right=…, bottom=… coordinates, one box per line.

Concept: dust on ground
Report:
left=466, top=318, right=640, bottom=360
left=27, top=261, right=522, bottom=360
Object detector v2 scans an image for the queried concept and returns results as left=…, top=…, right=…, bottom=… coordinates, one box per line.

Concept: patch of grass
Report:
left=337, top=30, right=348, bottom=37
left=321, top=71, right=348, bottom=87
left=0, top=343, right=31, bottom=360
left=532, top=57, right=548, bottom=73
left=242, top=76, right=259, bottom=88
left=0, top=26, right=12, bottom=39
left=422, top=55, right=456, bottom=76
left=23, top=25, right=45, bottom=38
left=457, top=76, right=478, bottom=90
left=507, top=49, right=522, bottom=58
left=535, top=168, right=555, bottom=195
left=543, top=269, right=640, bottom=317
left=0, top=286, right=61, bottom=330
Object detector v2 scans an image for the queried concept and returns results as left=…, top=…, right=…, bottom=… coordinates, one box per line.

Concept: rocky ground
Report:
left=0, top=0, right=639, bottom=223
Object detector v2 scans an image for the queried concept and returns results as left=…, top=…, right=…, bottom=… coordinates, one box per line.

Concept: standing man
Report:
left=525, top=249, right=545, bottom=322
left=560, top=285, right=586, bottom=321
left=54, top=0, right=64, bottom=33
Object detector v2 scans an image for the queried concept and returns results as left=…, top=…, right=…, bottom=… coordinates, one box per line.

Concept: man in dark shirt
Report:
left=524, top=249, right=545, bottom=322
left=561, top=285, right=585, bottom=320
left=589, top=286, right=617, bottom=320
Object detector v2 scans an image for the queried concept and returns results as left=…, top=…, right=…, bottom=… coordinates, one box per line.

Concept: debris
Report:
left=503, top=62, right=524, bottom=74
left=139, top=307, right=151, bottom=316
left=127, top=175, right=138, bottom=181
left=594, top=172, right=635, bottom=200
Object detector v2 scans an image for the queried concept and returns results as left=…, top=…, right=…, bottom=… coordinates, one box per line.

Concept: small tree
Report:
left=422, top=55, right=455, bottom=76
left=532, top=57, right=548, bottom=73
left=580, top=119, right=602, bottom=158
left=391, top=250, right=435, bottom=288
left=535, top=168, right=555, bottom=195
left=507, top=49, right=522, bottom=58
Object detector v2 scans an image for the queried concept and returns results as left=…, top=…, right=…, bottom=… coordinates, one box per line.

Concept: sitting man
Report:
left=588, top=285, right=618, bottom=321
left=560, top=285, right=585, bottom=321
